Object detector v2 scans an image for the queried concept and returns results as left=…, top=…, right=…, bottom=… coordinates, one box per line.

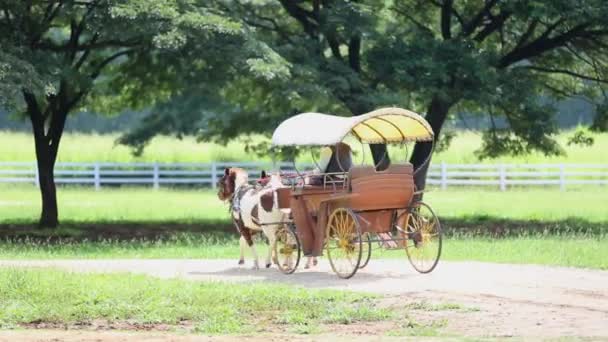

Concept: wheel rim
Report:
left=358, top=233, right=372, bottom=269
left=274, top=223, right=301, bottom=274
left=402, top=202, right=442, bottom=273
left=326, top=208, right=362, bottom=279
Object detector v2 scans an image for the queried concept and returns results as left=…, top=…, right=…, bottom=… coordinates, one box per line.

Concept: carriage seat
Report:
left=346, top=163, right=415, bottom=210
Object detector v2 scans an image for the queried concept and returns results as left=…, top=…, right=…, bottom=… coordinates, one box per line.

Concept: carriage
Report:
left=270, top=107, right=442, bottom=279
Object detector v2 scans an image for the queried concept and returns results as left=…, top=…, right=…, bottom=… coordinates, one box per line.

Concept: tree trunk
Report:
left=36, top=153, right=59, bottom=227
left=370, top=144, right=390, bottom=170
left=410, top=96, right=453, bottom=191
left=23, top=90, right=67, bottom=228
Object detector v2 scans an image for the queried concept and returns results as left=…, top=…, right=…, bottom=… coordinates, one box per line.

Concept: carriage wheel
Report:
left=274, top=222, right=301, bottom=274
left=326, top=208, right=362, bottom=279
left=358, top=233, right=372, bottom=269
left=398, top=202, right=442, bottom=273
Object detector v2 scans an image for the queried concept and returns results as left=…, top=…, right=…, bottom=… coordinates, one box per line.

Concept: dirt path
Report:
left=1, top=259, right=607, bottom=338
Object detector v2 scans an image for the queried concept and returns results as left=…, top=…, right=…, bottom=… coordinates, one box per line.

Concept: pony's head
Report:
left=217, top=167, right=248, bottom=201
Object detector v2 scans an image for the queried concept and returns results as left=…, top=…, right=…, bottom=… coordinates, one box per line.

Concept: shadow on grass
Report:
left=0, top=219, right=235, bottom=242
left=445, top=216, right=608, bottom=238
left=1, top=216, right=606, bottom=243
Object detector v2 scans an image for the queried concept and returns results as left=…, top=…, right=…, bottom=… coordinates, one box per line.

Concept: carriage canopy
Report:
left=271, top=107, right=434, bottom=147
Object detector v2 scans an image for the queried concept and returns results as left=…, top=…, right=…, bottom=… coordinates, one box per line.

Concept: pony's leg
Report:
left=304, top=256, right=318, bottom=269
left=249, top=243, right=260, bottom=270
left=238, top=236, right=246, bottom=265
left=264, top=226, right=277, bottom=268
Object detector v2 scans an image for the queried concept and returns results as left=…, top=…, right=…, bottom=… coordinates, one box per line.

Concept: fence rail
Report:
left=1, top=161, right=607, bottom=191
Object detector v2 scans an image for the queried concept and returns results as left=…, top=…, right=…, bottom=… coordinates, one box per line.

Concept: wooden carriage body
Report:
left=271, top=107, right=441, bottom=278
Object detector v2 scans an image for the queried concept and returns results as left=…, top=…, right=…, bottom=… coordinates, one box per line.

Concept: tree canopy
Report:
left=0, top=0, right=287, bottom=227
left=123, top=0, right=608, bottom=182
left=2, top=0, right=608, bottom=226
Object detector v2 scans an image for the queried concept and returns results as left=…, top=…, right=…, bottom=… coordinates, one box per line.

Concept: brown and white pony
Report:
left=217, top=167, right=285, bottom=269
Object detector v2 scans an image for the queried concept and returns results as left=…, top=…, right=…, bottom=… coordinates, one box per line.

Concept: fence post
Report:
left=499, top=164, right=506, bottom=191
left=34, top=163, right=39, bottom=187
left=440, top=161, right=447, bottom=190
left=559, top=164, right=566, bottom=191
left=211, top=163, right=218, bottom=189
left=153, top=163, right=159, bottom=189
left=94, top=163, right=101, bottom=190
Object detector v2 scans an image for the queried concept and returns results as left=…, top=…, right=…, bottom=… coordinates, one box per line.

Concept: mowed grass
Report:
left=0, top=185, right=227, bottom=223
left=2, top=130, right=608, bottom=164
left=1, top=186, right=606, bottom=269
left=0, top=268, right=390, bottom=333
left=2, top=185, right=608, bottom=224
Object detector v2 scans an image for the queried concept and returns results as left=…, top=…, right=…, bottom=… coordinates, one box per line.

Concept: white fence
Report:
left=0, top=162, right=607, bottom=191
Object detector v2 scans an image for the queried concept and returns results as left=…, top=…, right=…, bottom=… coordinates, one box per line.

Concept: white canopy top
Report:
left=271, top=107, right=434, bottom=146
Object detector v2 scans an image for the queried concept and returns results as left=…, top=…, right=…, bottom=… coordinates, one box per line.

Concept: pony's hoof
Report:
left=238, top=259, right=245, bottom=265
left=266, top=263, right=272, bottom=268
left=313, top=259, right=318, bottom=266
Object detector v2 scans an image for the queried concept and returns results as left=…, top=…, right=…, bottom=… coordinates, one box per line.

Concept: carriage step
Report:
left=377, top=233, right=400, bottom=249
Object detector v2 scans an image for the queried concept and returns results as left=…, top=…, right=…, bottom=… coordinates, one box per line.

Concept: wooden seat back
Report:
left=347, top=164, right=415, bottom=210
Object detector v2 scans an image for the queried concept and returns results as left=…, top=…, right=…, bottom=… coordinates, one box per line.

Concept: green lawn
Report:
left=2, top=130, right=608, bottom=164
left=0, top=268, right=390, bottom=334
left=1, top=186, right=606, bottom=269
left=2, top=185, right=608, bottom=224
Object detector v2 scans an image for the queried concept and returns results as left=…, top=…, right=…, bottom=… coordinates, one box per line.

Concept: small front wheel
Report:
left=326, top=208, right=362, bottom=279
left=274, top=222, right=301, bottom=274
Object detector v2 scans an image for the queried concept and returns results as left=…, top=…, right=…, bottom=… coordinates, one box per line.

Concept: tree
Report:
left=123, top=0, right=608, bottom=190
left=0, top=0, right=284, bottom=227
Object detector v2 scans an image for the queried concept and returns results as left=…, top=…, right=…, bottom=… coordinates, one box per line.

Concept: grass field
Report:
left=2, top=130, right=608, bottom=164
left=2, top=185, right=607, bottom=224
left=0, top=185, right=606, bottom=269
left=0, top=268, right=390, bottom=334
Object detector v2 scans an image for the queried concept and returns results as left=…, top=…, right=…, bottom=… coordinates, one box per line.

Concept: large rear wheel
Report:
left=326, top=208, right=362, bottom=279
left=358, top=233, right=372, bottom=269
left=274, top=222, right=301, bottom=274
left=397, top=202, right=442, bottom=273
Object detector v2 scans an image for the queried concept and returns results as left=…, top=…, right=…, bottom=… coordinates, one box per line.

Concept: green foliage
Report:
left=120, top=0, right=608, bottom=161
left=567, top=127, right=595, bottom=147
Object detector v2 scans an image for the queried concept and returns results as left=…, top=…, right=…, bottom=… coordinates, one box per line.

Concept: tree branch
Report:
left=523, top=65, right=608, bottom=85
left=513, top=19, right=539, bottom=50
left=428, top=0, right=464, bottom=27
left=73, top=32, right=99, bottom=70
left=498, top=23, right=591, bottom=68
left=90, top=49, right=135, bottom=79
left=461, top=0, right=500, bottom=37
left=278, top=0, right=317, bottom=38
left=37, top=39, right=141, bottom=52
left=392, top=6, right=434, bottom=36
left=348, top=34, right=361, bottom=72
left=327, top=33, right=343, bottom=60
left=440, top=0, right=453, bottom=39
left=473, top=10, right=511, bottom=42
left=22, top=89, right=47, bottom=144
